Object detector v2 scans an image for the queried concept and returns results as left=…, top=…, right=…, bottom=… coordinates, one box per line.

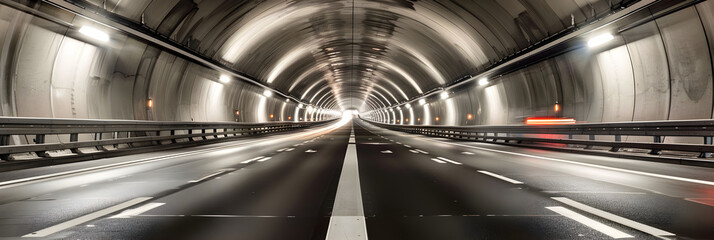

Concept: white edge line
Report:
left=110, top=202, right=165, bottom=219
left=425, top=138, right=714, bottom=186
left=477, top=170, right=524, bottom=184
left=546, top=206, right=634, bottom=239
left=552, top=197, right=675, bottom=237
left=23, top=197, right=153, bottom=237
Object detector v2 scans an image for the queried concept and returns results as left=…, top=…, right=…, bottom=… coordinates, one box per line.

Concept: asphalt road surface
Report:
left=0, top=117, right=712, bottom=239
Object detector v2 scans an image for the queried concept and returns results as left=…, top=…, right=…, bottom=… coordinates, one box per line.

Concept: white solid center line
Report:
left=552, top=197, right=675, bottom=237
left=23, top=197, right=153, bottom=237
left=477, top=170, right=524, bottom=184
left=426, top=138, right=714, bottom=186
left=325, top=144, right=368, bottom=240
left=546, top=206, right=634, bottom=239
left=257, top=157, right=272, bottom=162
left=437, top=157, right=462, bottom=165
left=431, top=158, right=447, bottom=164
left=110, top=202, right=165, bottom=218
left=188, top=169, right=234, bottom=183
left=241, top=156, right=265, bottom=164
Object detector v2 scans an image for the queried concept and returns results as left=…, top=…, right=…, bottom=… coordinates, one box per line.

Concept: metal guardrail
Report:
left=0, top=117, right=336, bottom=161
left=364, top=118, right=714, bottom=158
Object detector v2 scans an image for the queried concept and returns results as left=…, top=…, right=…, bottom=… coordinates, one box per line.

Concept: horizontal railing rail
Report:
left=363, top=118, right=714, bottom=158
left=0, top=117, right=336, bottom=161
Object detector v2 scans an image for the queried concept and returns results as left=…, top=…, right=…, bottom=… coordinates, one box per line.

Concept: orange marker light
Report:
left=435, top=117, right=440, bottom=122
left=288, top=116, right=292, bottom=120
left=525, top=117, right=575, bottom=125
left=235, top=110, right=240, bottom=116
left=554, top=104, right=560, bottom=112
left=270, top=114, right=274, bottom=118
left=147, top=99, right=153, bottom=108
left=467, top=114, right=473, bottom=120
left=417, top=118, right=421, bottom=122
left=405, top=118, right=409, bottom=122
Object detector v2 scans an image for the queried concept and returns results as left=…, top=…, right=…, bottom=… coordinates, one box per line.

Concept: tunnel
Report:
left=0, top=0, right=713, bottom=239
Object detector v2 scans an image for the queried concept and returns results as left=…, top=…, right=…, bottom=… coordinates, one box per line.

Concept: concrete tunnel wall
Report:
left=365, top=2, right=714, bottom=130
left=0, top=4, right=338, bottom=124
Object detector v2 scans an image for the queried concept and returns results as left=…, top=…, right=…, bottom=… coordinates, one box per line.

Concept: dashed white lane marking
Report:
left=381, top=150, right=393, bottom=154
left=404, top=145, right=411, bottom=148
left=188, top=169, right=234, bottom=183
left=257, top=157, right=272, bottom=162
left=426, top=138, right=714, bottom=186
left=409, top=150, right=419, bottom=154
left=414, top=149, right=429, bottom=154
left=436, top=157, right=462, bottom=165
left=23, top=197, right=153, bottom=237
left=543, top=191, right=646, bottom=195
left=326, top=142, right=368, bottom=240
left=461, top=152, right=475, bottom=155
left=306, top=149, right=317, bottom=153
left=396, top=142, right=402, bottom=145
left=431, top=158, right=447, bottom=164
left=277, top=148, right=288, bottom=152
left=111, top=202, right=165, bottom=219
left=546, top=206, right=634, bottom=239
left=241, top=156, right=265, bottom=164
left=477, top=170, right=524, bottom=184
left=285, top=148, right=295, bottom=152
left=552, top=197, right=675, bottom=238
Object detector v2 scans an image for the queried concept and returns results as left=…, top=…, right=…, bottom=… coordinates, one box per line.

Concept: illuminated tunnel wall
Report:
left=0, top=3, right=338, bottom=123
left=365, top=2, right=714, bottom=127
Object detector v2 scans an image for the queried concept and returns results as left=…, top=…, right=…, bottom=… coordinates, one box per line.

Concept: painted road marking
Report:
left=552, top=197, right=675, bottom=237
left=23, top=197, right=153, bottom=237
left=240, top=156, right=264, bottom=164
left=111, top=202, right=165, bottom=218
left=431, top=158, right=447, bottom=164
left=404, top=145, right=411, bottom=148
left=477, top=170, right=524, bottom=184
left=414, top=149, right=429, bottom=154
left=188, top=169, right=234, bottom=183
left=381, top=150, right=393, bottom=154
left=409, top=150, right=419, bottom=154
left=285, top=148, right=295, bottom=152
left=257, top=157, right=272, bottom=162
left=461, top=152, right=474, bottom=155
left=426, top=139, right=714, bottom=186
left=277, top=148, right=288, bottom=152
left=546, top=206, right=633, bottom=239
left=306, top=149, right=317, bottom=153
left=436, top=157, right=462, bottom=165
left=326, top=144, right=368, bottom=240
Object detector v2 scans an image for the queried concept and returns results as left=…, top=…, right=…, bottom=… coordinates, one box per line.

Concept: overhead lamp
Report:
left=478, top=77, right=488, bottom=86
left=418, top=99, right=426, bottom=105
left=440, top=91, right=449, bottom=100
left=405, top=103, right=412, bottom=109
left=307, top=106, right=314, bottom=112
left=79, top=26, right=110, bottom=42
left=263, top=90, right=273, bottom=97
left=588, top=33, right=614, bottom=48
left=219, top=74, right=230, bottom=83
left=286, top=98, right=290, bottom=102
left=298, top=103, right=304, bottom=108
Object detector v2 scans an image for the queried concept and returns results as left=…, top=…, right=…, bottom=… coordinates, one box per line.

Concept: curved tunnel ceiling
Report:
left=82, top=0, right=626, bottom=111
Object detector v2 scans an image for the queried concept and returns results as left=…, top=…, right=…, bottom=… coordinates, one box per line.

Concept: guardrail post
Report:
left=34, top=134, right=49, bottom=157
left=201, top=129, right=208, bottom=139
left=188, top=129, right=194, bottom=141
left=610, top=135, right=621, bottom=152
left=698, top=136, right=712, bottom=158
left=584, top=135, right=595, bottom=149
left=492, top=133, right=498, bottom=142
left=224, top=128, right=228, bottom=137
left=649, top=136, right=662, bottom=155
left=213, top=129, right=218, bottom=138
left=69, top=133, right=80, bottom=153
left=0, top=135, right=10, bottom=160
left=170, top=130, right=177, bottom=143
